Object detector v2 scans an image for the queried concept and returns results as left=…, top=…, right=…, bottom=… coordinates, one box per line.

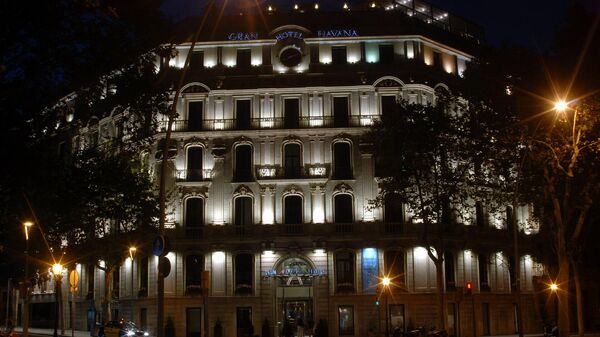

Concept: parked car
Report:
left=99, top=320, right=149, bottom=337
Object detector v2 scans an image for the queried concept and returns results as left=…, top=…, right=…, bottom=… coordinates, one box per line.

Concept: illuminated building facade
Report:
left=42, top=2, right=547, bottom=337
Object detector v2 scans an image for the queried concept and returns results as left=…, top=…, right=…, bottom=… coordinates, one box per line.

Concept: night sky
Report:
left=162, top=0, right=599, bottom=50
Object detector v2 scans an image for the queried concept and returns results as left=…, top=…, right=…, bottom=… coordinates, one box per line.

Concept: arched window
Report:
left=185, top=198, right=204, bottom=238
left=234, top=254, right=253, bottom=295
left=185, top=254, right=204, bottom=295
left=284, top=195, right=303, bottom=224
left=186, top=146, right=203, bottom=181
left=335, top=251, right=355, bottom=293
left=334, top=194, right=353, bottom=223
left=333, top=142, right=352, bottom=179
left=384, top=193, right=404, bottom=224
left=234, top=197, right=253, bottom=226
left=384, top=250, right=405, bottom=289
left=284, top=143, right=302, bottom=178
left=234, top=144, right=253, bottom=182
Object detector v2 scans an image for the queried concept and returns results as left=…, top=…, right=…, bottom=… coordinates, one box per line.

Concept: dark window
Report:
left=334, top=194, right=353, bottom=223
left=381, top=95, right=397, bottom=119
left=479, top=254, right=490, bottom=291
left=333, top=142, right=352, bottom=179
left=112, top=270, right=120, bottom=298
left=185, top=198, right=204, bottom=227
left=140, top=308, right=147, bottom=331
left=236, top=307, right=253, bottom=337
left=284, top=143, right=302, bottom=178
left=284, top=196, right=303, bottom=224
left=187, top=147, right=203, bottom=181
left=333, top=96, right=349, bottom=127
left=284, top=98, right=300, bottom=129
left=190, top=51, right=204, bottom=69
left=384, top=193, right=404, bottom=223
left=236, top=49, right=251, bottom=67
left=188, top=101, right=203, bottom=131
left=332, top=46, right=347, bottom=65
left=336, top=252, right=355, bottom=292
left=379, top=44, right=395, bottom=63
left=482, top=303, right=491, bottom=335
left=185, top=255, right=204, bottom=294
left=87, top=264, right=95, bottom=299
left=384, top=250, right=405, bottom=289
left=433, top=51, right=442, bottom=69
left=234, top=254, right=253, bottom=295
left=236, top=99, right=252, bottom=129
left=444, top=251, right=456, bottom=290
left=476, top=202, right=487, bottom=227
left=234, top=197, right=253, bottom=226
left=186, top=308, right=202, bottom=337
left=234, top=145, right=253, bottom=182
left=338, top=305, right=354, bottom=335
left=139, top=257, right=148, bottom=296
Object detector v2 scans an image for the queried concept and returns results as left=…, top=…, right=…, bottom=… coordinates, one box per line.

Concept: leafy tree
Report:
left=367, top=91, right=515, bottom=330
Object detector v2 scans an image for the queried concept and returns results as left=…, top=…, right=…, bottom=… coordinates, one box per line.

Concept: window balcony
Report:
left=159, top=115, right=380, bottom=133
left=176, top=169, right=213, bottom=182
left=255, top=165, right=329, bottom=180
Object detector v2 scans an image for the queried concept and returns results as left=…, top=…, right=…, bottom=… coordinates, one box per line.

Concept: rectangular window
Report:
left=236, top=307, right=252, bottom=337
left=390, top=305, right=405, bottom=333
left=234, top=255, right=253, bottom=295
left=236, top=49, right=251, bottom=67
left=140, top=308, right=147, bottom=331
left=188, top=101, right=204, bottom=131
left=332, top=46, right=347, bottom=65
left=361, top=248, right=378, bottom=294
left=338, top=306, right=354, bottom=335
left=433, top=51, right=442, bottom=69
left=336, top=252, right=355, bottom=292
left=185, top=198, right=204, bottom=228
left=186, top=308, right=202, bottom=337
left=234, top=145, right=253, bottom=182
left=334, top=194, right=353, bottom=223
left=333, top=142, right=352, bottom=179
left=445, top=251, right=456, bottom=290
left=482, top=303, right=491, bottom=335
left=87, top=264, right=95, bottom=299
left=381, top=95, right=397, bottom=119
left=284, top=98, right=300, bottom=129
left=333, top=96, right=349, bottom=127
left=234, top=197, right=253, bottom=227
left=236, top=99, right=252, bottom=129
left=379, top=44, right=395, bottom=63
left=284, top=196, right=303, bottom=225
left=284, top=143, right=302, bottom=178
left=185, top=255, right=204, bottom=294
left=190, top=51, right=204, bottom=69
left=186, top=147, right=203, bottom=181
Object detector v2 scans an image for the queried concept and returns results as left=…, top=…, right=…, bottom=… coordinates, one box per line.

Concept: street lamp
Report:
left=52, top=263, right=63, bottom=337
left=129, top=246, right=137, bottom=260
left=23, top=221, right=33, bottom=337
left=554, top=100, right=568, bottom=113
left=382, top=277, right=391, bottom=337
left=550, top=283, right=558, bottom=291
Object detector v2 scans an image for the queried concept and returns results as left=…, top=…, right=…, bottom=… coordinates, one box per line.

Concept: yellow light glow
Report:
left=294, top=4, right=299, bottom=10
left=554, top=100, right=568, bottom=112
left=24, top=221, right=33, bottom=240
left=370, top=2, right=376, bottom=8
left=343, top=3, right=349, bottom=10
left=382, top=277, right=391, bottom=286
left=550, top=283, right=558, bottom=291
left=129, top=246, right=137, bottom=260
left=267, top=5, right=273, bottom=11
left=314, top=3, right=319, bottom=9
left=52, top=263, right=63, bottom=275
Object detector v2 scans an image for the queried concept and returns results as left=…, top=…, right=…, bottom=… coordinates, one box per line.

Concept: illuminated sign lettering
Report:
left=317, top=29, right=359, bottom=38
left=262, top=268, right=326, bottom=277
left=228, top=32, right=259, bottom=41
left=275, top=31, right=304, bottom=41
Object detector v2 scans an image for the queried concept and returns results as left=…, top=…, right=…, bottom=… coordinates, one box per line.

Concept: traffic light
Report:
left=375, top=286, right=380, bottom=306
left=465, top=281, right=473, bottom=295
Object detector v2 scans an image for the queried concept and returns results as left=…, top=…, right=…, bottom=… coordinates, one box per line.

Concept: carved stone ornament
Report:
left=284, top=184, right=303, bottom=196
left=309, top=184, right=325, bottom=194
left=334, top=183, right=353, bottom=194
left=234, top=185, right=254, bottom=197
left=260, top=185, right=277, bottom=196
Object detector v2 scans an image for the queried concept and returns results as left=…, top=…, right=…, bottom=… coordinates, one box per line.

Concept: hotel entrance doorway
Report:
left=284, top=300, right=313, bottom=337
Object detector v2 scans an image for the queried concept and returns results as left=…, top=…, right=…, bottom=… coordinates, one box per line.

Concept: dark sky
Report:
left=162, top=0, right=599, bottom=50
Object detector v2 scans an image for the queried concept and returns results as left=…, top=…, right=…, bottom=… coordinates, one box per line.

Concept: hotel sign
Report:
left=227, top=28, right=360, bottom=41
left=317, top=29, right=359, bottom=38
left=262, top=268, right=326, bottom=278
left=228, top=32, right=259, bottom=41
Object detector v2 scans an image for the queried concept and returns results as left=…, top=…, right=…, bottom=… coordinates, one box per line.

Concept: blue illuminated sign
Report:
left=362, top=248, right=379, bottom=294
left=317, top=29, right=359, bottom=38
left=275, top=31, right=304, bottom=41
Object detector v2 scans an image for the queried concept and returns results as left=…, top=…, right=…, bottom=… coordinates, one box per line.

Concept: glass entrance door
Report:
left=284, top=300, right=313, bottom=337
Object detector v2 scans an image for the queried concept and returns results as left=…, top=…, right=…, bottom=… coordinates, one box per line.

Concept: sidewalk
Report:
left=14, top=327, right=92, bottom=337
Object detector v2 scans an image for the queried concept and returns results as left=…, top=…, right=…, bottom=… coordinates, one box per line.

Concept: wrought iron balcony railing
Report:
left=176, top=169, right=214, bottom=182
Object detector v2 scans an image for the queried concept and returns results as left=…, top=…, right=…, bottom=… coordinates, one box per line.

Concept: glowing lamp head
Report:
left=554, top=100, right=568, bottom=112
left=24, top=221, right=33, bottom=240
left=550, top=283, right=558, bottom=291
left=382, top=277, right=391, bottom=287
left=52, top=263, right=63, bottom=275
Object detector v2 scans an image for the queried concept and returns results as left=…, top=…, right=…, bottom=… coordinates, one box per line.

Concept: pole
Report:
left=471, top=295, right=476, bottom=337
left=385, top=289, right=389, bottom=337
left=6, top=278, right=11, bottom=326
left=156, top=3, right=214, bottom=337
left=71, top=291, right=75, bottom=337
left=24, top=239, right=29, bottom=337
left=512, top=204, right=524, bottom=337
left=54, top=277, right=61, bottom=337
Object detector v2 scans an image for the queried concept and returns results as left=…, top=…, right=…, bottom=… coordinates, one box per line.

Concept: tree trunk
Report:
left=573, top=263, right=584, bottom=336
left=557, top=252, right=570, bottom=337
left=102, top=268, right=114, bottom=323
left=434, top=258, right=447, bottom=330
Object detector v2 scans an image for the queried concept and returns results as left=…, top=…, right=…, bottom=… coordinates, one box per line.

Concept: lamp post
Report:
left=23, top=221, right=33, bottom=337
left=383, top=277, right=391, bottom=337
left=52, top=263, right=63, bottom=337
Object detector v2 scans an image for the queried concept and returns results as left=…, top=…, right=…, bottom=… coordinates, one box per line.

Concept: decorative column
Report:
left=310, top=184, right=326, bottom=224
left=260, top=185, right=276, bottom=224
left=359, top=143, right=375, bottom=222
left=211, top=145, right=227, bottom=225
